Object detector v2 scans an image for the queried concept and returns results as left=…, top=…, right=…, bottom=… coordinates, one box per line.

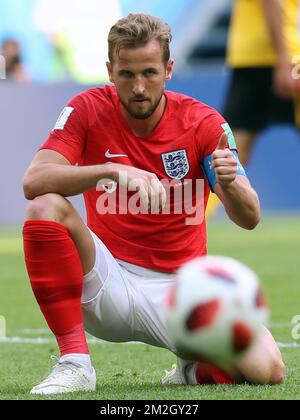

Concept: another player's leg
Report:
left=162, top=326, right=285, bottom=385
left=294, top=91, right=300, bottom=129
left=205, top=129, right=257, bottom=218
left=233, top=129, right=258, bottom=166
left=23, top=193, right=97, bottom=395
left=205, top=193, right=220, bottom=218
left=223, top=68, right=271, bottom=167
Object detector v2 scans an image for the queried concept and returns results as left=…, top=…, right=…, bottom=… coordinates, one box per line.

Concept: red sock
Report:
left=195, top=362, right=238, bottom=385
left=23, top=220, right=89, bottom=356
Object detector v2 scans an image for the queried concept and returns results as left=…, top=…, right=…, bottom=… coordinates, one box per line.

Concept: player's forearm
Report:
left=23, top=163, right=116, bottom=200
left=261, top=0, right=288, bottom=62
left=217, top=179, right=261, bottom=230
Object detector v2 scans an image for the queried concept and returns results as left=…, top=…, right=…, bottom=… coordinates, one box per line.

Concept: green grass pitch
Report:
left=0, top=216, right=299, bottom=400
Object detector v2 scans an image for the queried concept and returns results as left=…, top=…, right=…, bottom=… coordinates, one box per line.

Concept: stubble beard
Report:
left=120, top=90, right=164, bottom=120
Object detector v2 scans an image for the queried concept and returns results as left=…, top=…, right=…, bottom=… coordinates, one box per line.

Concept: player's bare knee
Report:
left=266, top=340, right=285, bottom=385
left=26, top=193, right=70, bottom=223
left=268, top=356, right=285, bottom=385
left=242, top=352, right=285, bottom=385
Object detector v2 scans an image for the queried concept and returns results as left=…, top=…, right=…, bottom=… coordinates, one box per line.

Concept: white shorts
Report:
left=81, top=230, right=178, bottom=354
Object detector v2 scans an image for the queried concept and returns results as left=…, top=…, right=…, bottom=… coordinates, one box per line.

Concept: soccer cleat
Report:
left=162, top=359, right=238, bottom=385
left=161, top=359, right=196, bottom=385
left=30, top=356, right=96, bottom=395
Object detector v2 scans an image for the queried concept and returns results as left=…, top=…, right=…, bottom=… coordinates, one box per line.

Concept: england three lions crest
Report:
left=161, top=149, right=190, bottom=180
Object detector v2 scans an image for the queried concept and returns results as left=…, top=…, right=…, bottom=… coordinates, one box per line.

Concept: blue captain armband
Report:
left=202, top=150, right=247, bottom=192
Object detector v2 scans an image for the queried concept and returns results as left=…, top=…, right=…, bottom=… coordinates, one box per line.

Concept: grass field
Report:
left=0, top=216, right=299, bottom=400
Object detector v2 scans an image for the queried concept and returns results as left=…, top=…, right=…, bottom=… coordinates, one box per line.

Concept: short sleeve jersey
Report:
left=40, top=85, right=233, bottom=273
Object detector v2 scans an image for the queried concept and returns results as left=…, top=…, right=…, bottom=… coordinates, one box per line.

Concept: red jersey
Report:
left=40, top=85, right=229, bottom=273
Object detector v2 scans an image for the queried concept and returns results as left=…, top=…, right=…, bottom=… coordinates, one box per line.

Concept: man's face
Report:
left=107, top=40, right=173, bottom=120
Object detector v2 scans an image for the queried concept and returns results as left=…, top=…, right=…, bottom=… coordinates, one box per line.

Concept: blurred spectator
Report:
left=1, top=39, right=28, bottom=83
left=33, top=0, right=122, bottom=83
left=223, top=0, right=300, bottom=165
left=0, top=0, right=54, bottom=82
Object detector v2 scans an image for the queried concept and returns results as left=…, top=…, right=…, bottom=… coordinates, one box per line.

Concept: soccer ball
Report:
left=165, top=256, right=269, bottom=366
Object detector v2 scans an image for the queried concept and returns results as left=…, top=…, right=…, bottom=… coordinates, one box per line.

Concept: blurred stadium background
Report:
left=1, top=0, right=300, bottom=223
left=0, top=0, right=299, bottom=400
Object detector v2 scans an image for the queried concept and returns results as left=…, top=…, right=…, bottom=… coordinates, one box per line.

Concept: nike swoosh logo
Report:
left=105, top=150, right=128, bottom=159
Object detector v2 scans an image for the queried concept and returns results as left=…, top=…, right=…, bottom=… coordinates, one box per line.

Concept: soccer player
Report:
left=23, top=14, right=285, bottom=395
left=206, top=0, right=300, bottom=216
left=224, top=0, right=300, bottom=165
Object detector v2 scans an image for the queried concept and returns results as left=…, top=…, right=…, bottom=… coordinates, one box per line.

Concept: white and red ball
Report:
left=165, top=256, right=269, bottom=366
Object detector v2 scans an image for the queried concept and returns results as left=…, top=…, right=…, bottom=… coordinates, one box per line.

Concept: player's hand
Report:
left=211, top=133, right=237, bottom=188
left=108, top=163, right=167, bottom=213
left=274, top=60, right=296, bottom=99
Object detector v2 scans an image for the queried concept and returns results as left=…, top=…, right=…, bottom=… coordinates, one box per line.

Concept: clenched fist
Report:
left=211, top=133, right=237, bottom=188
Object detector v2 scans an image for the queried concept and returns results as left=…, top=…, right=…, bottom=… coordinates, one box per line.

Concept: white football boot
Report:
left=161, top=358, right=197, bottom=385
left=30, top=355, right=96, bottom=395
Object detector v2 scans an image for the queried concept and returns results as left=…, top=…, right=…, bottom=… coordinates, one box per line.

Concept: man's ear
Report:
left=165, top=59, right=174, bottom=81
left=106, top=62, right=114, bottom=83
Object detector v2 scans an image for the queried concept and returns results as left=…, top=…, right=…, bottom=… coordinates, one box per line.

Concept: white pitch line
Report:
left=0, top=337, right=142, bottom=345
left=0, top=337, right=55, bottom=344
left=18, top=323, right=293, bottom=337
left=20, top=328, right=50, bottom=335
left=0, top=337, right=300, bottom=348
left=269, top=322, right=292, bottom=329
left=277, top=342, right=300, bottom=349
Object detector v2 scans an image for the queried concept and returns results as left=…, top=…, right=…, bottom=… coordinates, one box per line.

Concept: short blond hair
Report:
left=108, top=13, right=172, bottom=65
